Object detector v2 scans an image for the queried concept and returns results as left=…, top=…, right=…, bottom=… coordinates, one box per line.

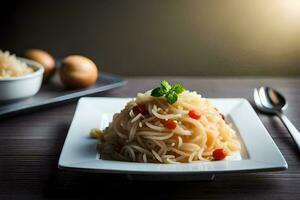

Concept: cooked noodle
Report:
left=98, top=90, right=241, bottom=163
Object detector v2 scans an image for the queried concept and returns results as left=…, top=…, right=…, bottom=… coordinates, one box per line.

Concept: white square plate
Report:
left=58, top=97, right=287, bottom=175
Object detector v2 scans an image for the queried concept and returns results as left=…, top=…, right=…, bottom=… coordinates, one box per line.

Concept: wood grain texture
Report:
left=0, top=77, right=300, bottom=200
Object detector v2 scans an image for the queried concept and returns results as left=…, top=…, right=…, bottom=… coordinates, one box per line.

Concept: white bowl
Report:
left=0, top=57, right=44, bottom=101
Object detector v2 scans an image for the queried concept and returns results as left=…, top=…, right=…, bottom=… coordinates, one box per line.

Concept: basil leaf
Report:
left=151, top=87, right=165, bottom=97
left=151, top=80, right=185, bottom=104
left=171, top=84, right=185, bottom=94
left=160, top=80, right=171, bottom=92
left=165, top=91, right=178, bottom=104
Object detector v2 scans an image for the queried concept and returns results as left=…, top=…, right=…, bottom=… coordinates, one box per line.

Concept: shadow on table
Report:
left=43, top=169, right=283, bottom=199
left=253, top=103, right=299, bottom=158
left=269, top=118, right=300, bottom=158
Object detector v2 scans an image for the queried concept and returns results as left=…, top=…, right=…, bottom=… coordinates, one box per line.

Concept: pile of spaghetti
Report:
left=98, top=82, right=241, bottom=163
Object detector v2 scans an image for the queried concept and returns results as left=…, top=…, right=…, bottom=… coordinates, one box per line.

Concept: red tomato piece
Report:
left=188, top=110, right=201, bottom=120
left=213, top=149, right=227, bottom=160
left=164, top=120, right=177, bottom=130
left=220, top=113, right=225, bottom=120
left=132, top=104, right=148, bottom=115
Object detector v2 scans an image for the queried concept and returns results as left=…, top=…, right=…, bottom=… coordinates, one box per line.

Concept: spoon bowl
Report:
left=254, top=86, right=300, bottom=152
left=258, top=87, right=287, bottom=112
left=253, top=88, right=273, bottom=114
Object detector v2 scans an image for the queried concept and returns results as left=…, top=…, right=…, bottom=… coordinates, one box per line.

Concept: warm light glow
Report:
left=278, top=0, right=300, bottom=19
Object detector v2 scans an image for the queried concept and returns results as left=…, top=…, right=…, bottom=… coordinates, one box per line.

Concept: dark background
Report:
left=1, top=0, right=300, bottom=76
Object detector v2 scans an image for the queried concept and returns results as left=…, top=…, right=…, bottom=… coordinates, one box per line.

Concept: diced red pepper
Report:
left=188, top=110, right=201, bottom=120
left=220, top=113, right=225, bottom=120
left=213, top=148, right=227, bottom=160
left=214, top=107, right=224, bottom=120
left=163, top=120, right=177, bottom=130
left=132, top=104, right=148, bottom=115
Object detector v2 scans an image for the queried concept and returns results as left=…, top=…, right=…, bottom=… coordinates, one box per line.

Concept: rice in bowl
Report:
left=0, top=50, right=34, bottom=78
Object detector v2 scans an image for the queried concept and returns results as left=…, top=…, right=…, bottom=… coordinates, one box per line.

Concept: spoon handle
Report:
left=277, top=112, right=300, bottom=151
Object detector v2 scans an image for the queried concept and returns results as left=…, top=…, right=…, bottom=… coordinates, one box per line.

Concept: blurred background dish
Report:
left=0, top=57, right=44, bottom=101
left=24, top=49, right=56, bottom=80
left=0, top=49, right=125, bottom=117
left=59, top=55, right=98, bottom=89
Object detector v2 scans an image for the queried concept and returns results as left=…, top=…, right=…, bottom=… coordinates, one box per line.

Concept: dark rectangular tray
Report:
left=0, top=73, right=126, bottom=118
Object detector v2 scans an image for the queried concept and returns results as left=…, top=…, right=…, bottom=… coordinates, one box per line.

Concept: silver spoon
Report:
left=254, top=87, right=300, bottom=151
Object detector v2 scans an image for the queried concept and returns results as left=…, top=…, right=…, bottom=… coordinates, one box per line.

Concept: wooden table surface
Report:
left=1, top=77, right=300, bottom=200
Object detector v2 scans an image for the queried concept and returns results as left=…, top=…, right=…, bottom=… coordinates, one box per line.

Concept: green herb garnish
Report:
left=151, top=80, right=185, bottom=104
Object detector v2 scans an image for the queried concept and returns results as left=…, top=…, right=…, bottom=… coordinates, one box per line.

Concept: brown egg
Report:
left=59, top=55, right=98, bottom=89
left=24, top=49, right=55, bottom=79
